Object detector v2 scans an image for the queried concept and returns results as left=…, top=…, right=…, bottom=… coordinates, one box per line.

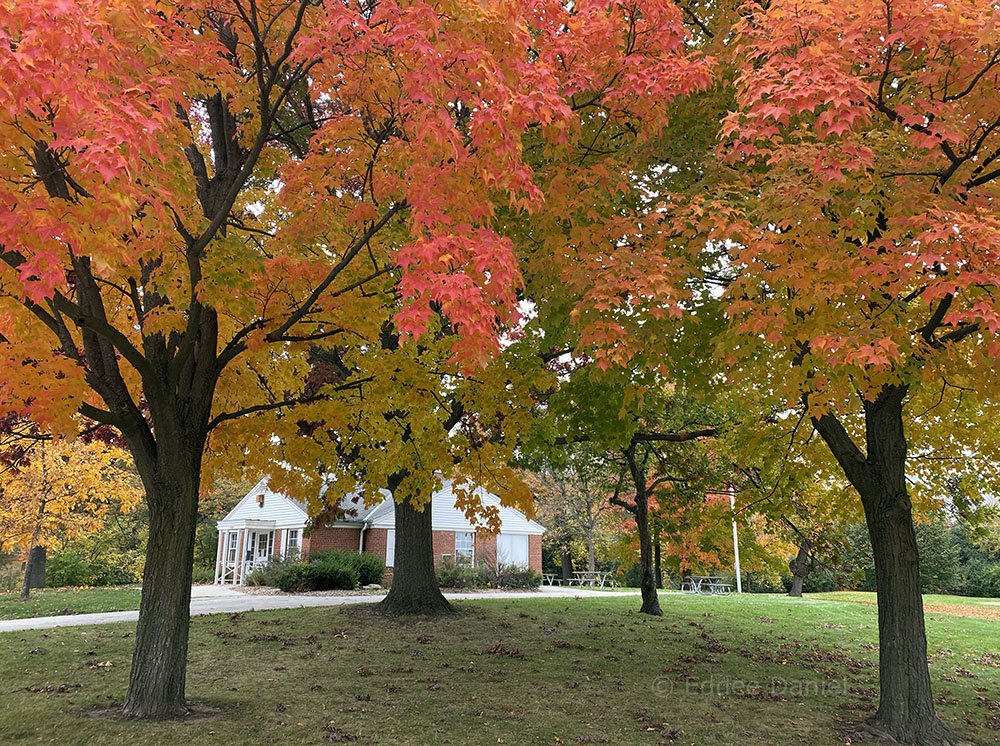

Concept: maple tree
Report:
left=288, top=325, right=546, bottom=615
left=235, top=0, right=714, bottom=614
left=0, top=436, right=141, bottom=599
left=529, top=367, right=724, bottom=614
left=0, top=0, right=715, bottom=715
left=695, top=0, right=1000, bottom=741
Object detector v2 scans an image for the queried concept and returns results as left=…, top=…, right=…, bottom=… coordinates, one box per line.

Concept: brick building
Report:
left=214, top=478, right=545, bottom=584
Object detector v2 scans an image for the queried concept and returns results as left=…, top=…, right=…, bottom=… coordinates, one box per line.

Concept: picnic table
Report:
left=541, top=571, right=617, bottom=588
left=571, top=570, right=615, bottom=588
left=680, top=575, right=733, bottom=595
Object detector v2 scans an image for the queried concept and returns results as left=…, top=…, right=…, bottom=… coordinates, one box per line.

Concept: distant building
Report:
left=213, top=478, right=545, bottom=584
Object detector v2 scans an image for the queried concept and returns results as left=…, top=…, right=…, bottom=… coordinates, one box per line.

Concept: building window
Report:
left=227, top=532, right=238, bottom=563
left=286, top=530, right=299, bottom=552
left=455, top=532, right=474, bottom=564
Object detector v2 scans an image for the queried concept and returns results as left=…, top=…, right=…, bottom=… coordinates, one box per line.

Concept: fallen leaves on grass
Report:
left=634, top=707, right=679, bottom=741
left=973, top=653, right=1000, bottom=668
left=479, top=642, right=524, bottom=659
left=25, top=683, right=81, bottom=694
left=324, top=722, right=357, bottom=742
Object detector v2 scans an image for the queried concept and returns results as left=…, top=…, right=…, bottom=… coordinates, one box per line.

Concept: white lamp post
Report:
left=730, top=489, right=742, bottom=593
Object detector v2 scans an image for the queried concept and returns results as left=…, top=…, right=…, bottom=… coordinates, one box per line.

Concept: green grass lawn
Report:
left=0, top=586, right=142, bottom=621
left=1, top=594, right=999, bottom=745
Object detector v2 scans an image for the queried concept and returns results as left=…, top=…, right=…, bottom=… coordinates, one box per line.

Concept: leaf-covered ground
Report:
left=1, top=594, right=998, bottom=746
left=811, top=591, right=1000, bottom=623
left=0, top=586, right=142, bottom=621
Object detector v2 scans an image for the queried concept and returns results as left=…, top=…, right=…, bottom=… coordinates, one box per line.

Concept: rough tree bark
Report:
left=20, top=546, right=46, bottom=600
left=787, top=538, right=811, bottom=598
left=376, top=496, right=453, bottom=615
left=633, top=490, right=661, bottom=615
left=813, top=385, right=971, bottom=746
left=561, top=547, right=574, bottom=583
left=121, top=442, right=202, bottom=719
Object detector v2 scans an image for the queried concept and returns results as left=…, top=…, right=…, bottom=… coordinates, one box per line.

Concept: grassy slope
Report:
left=0, top=587, right=142, bottom=621
left=812, top=590, right=1000, bottom=608
left=1, top=595, right=999, bottom=746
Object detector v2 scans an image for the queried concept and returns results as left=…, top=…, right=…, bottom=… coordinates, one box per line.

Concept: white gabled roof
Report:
left=218, top=478, right=546, bottom=536
left=217, top=478, right=309, bottom=530
left=366, top=481, right=546, bottom=535
left=336, top=489, right=390, bottom=523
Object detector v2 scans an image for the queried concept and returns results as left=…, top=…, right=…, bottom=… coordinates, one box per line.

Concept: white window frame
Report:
left=286, top=529, right=299, bottom=554
left=498, top=533, right=530, bottom=568
left=455, top=532, right=474, bottom=564
left=227, top=532, right=238, bottom=563
left=385, top=529, right=395, bottom=567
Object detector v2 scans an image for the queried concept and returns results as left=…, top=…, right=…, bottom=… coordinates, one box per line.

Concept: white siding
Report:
left=365, top=481, right=545, bottom=536
left=217, top=478, right=309, bottom=530
left=219, top=478, right=546, bottom=538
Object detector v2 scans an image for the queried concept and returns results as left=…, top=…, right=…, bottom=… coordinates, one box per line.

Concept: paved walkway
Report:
left=0, top=585, right=640, bottom=633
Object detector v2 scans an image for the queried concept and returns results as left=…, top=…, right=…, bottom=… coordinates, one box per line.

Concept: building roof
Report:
left=216, top=477, right=310, bottom=530
left=362, top=482, right=546, bottom=535
left=217, top=478, right=545, bottom=535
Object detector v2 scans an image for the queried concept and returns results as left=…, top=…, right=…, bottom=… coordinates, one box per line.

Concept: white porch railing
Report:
left=217, top=557, right=271, bottom=585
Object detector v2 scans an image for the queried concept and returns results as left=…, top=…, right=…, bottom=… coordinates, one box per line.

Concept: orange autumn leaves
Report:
left=714, top=0, right=1000, bottom=409
left=0, top=0, right=712, bottom=443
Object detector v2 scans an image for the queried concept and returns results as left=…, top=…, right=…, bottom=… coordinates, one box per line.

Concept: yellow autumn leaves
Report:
left=0, top=435, right=142, bottom=561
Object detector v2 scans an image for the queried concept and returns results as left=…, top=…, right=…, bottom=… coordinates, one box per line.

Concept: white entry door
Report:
left=497, top=534, right=529, bottom=567
left=255, top=531, right=274, bottom=563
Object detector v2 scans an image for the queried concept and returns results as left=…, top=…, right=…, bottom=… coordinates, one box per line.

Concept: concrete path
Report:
left=0, top=585, right=640, bottom=633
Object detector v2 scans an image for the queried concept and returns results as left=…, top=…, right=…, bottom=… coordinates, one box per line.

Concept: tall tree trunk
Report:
left=376, top=498, right=452, bottom=615
left=121, top=447, right=200, bottom=719
left=634, top=489, right=661, bottom=615
left=814, top=385, right=969, bottom=745
left=788, top=539, right=810, bottom=598
left=587, top=533, right=596, bottom=573
left=614, top=445, right=662, bottom=616
left=788, top=572, right=804, bottom=598
left=560, top=547, right=573, bottom=583
left=20, top=453, right=49, bottom=601
left=20, top=546, right=46, bottom=599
